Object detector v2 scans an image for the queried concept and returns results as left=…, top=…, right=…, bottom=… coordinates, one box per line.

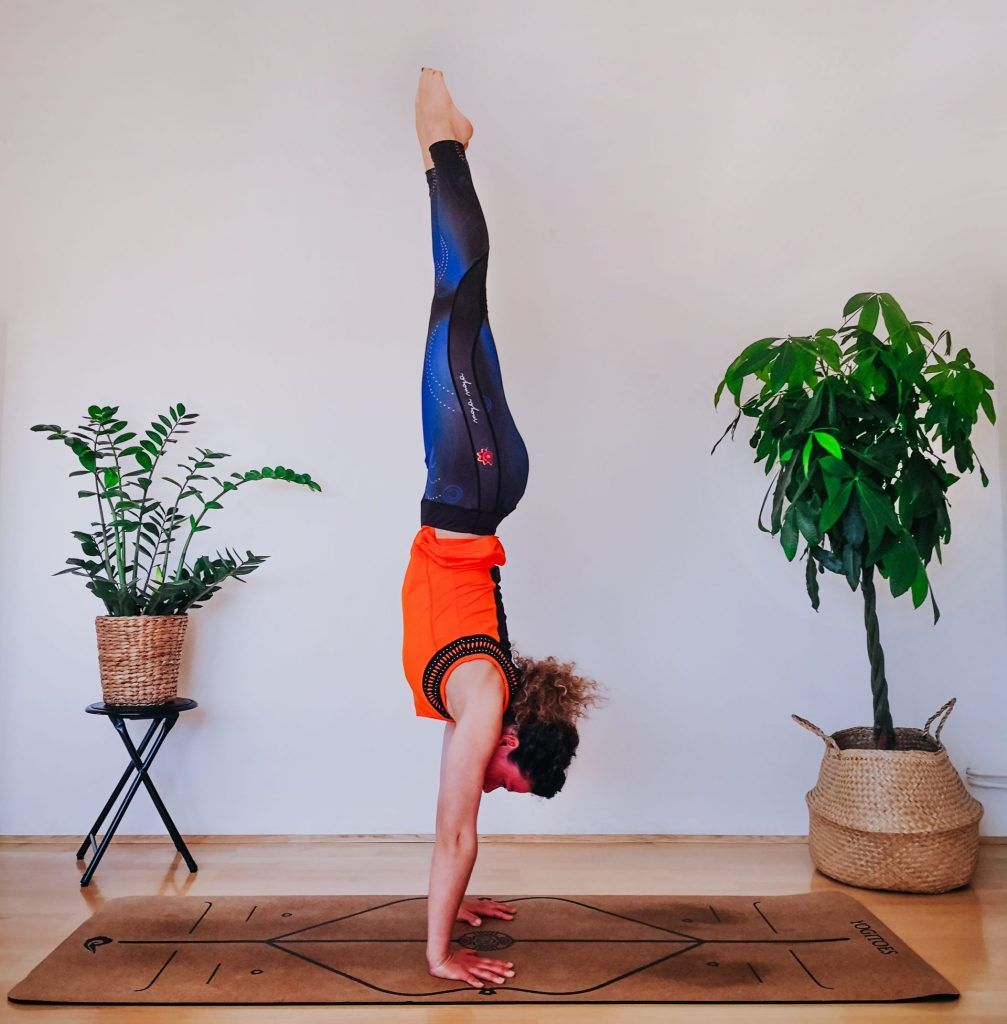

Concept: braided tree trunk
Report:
left=861, top=564, right=896, bottom=749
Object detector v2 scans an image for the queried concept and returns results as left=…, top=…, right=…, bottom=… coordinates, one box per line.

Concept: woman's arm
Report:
left=426, top=664, right=515, bottom=987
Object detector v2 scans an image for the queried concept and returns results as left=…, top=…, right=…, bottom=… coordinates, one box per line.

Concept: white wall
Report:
left=1, top=0, right=1005, bottom=837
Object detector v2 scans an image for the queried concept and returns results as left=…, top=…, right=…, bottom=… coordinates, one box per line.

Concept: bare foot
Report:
left=415, top=67, right=473, bottom=172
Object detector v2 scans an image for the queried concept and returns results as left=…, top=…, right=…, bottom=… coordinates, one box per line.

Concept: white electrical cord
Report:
left=965, top=768, right=1007, bottom=791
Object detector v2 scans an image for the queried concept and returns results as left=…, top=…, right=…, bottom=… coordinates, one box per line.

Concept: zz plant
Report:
left=32, top=403, right=321, bottom=616
left=713, top=293, right=995, bottom=748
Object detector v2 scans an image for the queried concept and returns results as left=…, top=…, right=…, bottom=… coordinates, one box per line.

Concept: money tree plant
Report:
left=31, top=403, right=321, bottom=616
left=713, top=293, right=995, bottom=748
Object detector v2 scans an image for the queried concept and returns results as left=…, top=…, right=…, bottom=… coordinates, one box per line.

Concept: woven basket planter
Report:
left=792, top=698, right=983, bottom=894
left=95, top=615, right=188, bottom=706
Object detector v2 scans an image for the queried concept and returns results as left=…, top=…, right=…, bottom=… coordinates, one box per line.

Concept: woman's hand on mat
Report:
left=456, top=898, right=517, bottom=926
left=427, top=949, right=516, bottom=988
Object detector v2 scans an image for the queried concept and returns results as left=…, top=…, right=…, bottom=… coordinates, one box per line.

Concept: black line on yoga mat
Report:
left=709, top=904, right=721, bottom=922
left=269, top=896, right=428, bottom=942
left=116, top=935, right=848, bottom=947
left=504, top=896, right=697, bottom=941
left=244, top=905, right=257, bottom=923
left=188, top=901, right=212, bottom=934
left=265, top=940, right=471, bottom=997
left=747, top=961, right=763, bottom=983
left=753, top=901, right=777, bottom=933
left=134, top=949, right=177, bottom=993
left=789, top=948, right=833, bottom=989
left=206, top=962, right=221, bottom=985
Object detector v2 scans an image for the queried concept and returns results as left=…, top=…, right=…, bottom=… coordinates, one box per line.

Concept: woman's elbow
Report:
left=434, top=823, right=479, bottom=847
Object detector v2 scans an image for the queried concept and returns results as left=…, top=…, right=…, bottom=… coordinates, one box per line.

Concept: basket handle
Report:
left=791, top=714, right=839, bottom=753
left=923, top=697, right=956, bottom=744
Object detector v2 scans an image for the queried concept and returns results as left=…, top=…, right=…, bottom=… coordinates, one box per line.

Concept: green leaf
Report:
left=879, top=292, right=916, bottom=351
left=858, top=297, right=880, bottom=334
left=843, top=292, right=875, bottom=317
left=794, top=502, right=820, bottom=544
left=136, top=450, right=152, bottom=471
left=805, top=552, right=820, bottom=610
left=781, top=507, right=799, bottom=561
left=812, top=431, right=842, bottom=459
left=794, top=386, right=824, bottom=432
left=911, top=564, right=929, bottom=608
left=841, top=497, right=866, bottom=547
left=819, top=455, right=853, bottom=480
left=855, top=479, right=899, bottom=553
left=842, top=543, right=862, bottom=590
left=801, top=435, right=814, bottom=475
left=885, top=535, right=923, bottom=598
left=820, top=480, right=853, bottom=532
left=979, top=389, right=996, bottom=425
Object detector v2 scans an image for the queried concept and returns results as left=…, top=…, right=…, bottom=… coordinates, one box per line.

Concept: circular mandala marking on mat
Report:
left=443, top=484, right=463, bottom=504
left=457, top=930, right=514, bottom=951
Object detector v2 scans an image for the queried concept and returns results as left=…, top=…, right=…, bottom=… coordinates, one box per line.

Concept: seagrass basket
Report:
left=95, top=615, right=188, bottom=706
left=792, top=698, right=983, bottom=894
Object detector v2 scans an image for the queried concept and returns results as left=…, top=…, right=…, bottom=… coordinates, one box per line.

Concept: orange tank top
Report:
left=401, top=525, right=521, bottom=721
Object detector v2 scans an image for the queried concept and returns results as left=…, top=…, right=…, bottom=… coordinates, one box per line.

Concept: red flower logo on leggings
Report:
left=476, top=448, right=494, bottom=467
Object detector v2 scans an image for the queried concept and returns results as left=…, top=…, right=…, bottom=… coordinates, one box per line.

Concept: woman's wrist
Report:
left=427, top=949, right=451, bottom=970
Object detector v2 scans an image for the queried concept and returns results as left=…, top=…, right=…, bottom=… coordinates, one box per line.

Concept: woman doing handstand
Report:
left=401, top=68, right=602, bottom=989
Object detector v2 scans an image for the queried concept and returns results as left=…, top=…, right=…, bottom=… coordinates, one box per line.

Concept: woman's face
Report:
left=482, top=727, right=533, bottom=794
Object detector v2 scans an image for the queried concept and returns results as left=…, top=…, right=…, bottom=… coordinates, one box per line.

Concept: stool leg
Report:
left=79, top=717, right=173, bottom=886
left=112, top=713, right=198, bottom=873
left=76, top=718, right=161, bottom=860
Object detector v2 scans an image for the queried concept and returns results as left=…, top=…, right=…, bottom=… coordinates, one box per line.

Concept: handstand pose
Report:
left=402, top=68, right=601, bottom=989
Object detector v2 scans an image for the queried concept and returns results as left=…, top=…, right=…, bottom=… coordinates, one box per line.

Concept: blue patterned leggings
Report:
left=419, top=139, right=529, bottom=536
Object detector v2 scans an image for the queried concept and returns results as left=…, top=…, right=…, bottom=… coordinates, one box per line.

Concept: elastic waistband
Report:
left=421, top=498, right=503, bottom=536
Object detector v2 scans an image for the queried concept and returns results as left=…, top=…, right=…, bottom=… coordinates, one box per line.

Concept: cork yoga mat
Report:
left=8, top=891, right=957, bottom=1005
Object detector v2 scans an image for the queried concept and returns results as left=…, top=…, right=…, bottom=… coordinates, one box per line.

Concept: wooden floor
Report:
left=1, top=837, right=1004, bottom=1022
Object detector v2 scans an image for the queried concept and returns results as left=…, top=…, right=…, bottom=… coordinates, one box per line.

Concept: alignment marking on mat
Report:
left=272, top=941, right=471, bottom=997
left=134, top=950, right=177, bottom=993
left=789, top=949, right=832, bottom=990
left=205, top=962, right=221, bottom=986
left=753, top=901, right=777, bottom=934
left=110, top=900, right=851, bottom=1001
left=709, top=904, right=721, bottom=923
left=188, top=902, right=212, bottom=934
left=747, top=961, right=763, bottom=983
left=270, top=896, right=428, bottom=942
left=506, top=896, right=696, bottom=941
left=244, top=905, right=257, bottom=923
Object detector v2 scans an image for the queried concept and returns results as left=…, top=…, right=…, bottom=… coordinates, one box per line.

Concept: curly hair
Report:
left=503, top=646, right=604, bottom=798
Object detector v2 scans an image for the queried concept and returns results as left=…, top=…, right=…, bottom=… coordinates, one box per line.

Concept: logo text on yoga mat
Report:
left=850, top=919, right=899, bottom=955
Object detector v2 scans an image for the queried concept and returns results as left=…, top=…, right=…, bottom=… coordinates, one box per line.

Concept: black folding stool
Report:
left=76, top=698, right=199, bottom=887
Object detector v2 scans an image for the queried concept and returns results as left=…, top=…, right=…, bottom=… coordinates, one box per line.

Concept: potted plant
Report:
left=713, top=293, right=989, bottom=892
left=32, top=403, right=321, bottom=706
